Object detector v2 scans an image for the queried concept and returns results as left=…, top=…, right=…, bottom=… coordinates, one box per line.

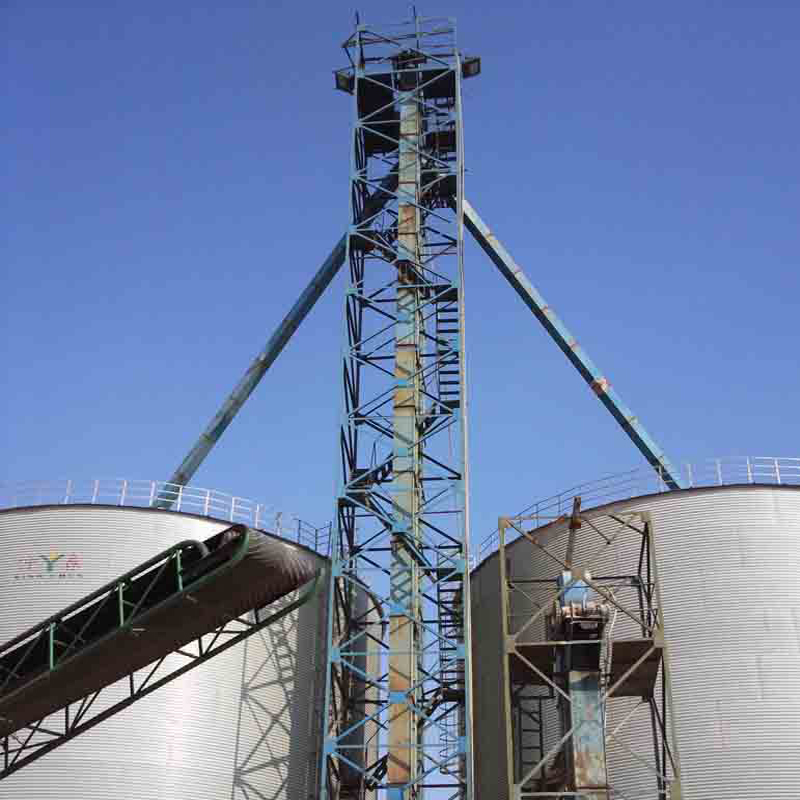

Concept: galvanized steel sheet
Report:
left=471, top=485, right=800, bottom=799
left=0, top=505, right=328, bottom=800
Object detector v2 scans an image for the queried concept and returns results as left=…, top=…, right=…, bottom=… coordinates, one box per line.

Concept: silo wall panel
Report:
left=470, top=486, right=800, bottom=799
left=470, top=552, right=509, bottom=800
left=0, top=505, right=328, bottom=800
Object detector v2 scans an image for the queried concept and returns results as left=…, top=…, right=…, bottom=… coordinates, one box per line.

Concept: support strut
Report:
left=462, top=198, right=682, bottom=490
left=155, top=188, right=680, bottom=509
left=154, top=171, right=398, bottom=508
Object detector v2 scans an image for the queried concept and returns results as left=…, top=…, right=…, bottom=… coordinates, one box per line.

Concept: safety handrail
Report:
left=0, top=479, right=332, bottom=555
left=477, top=456, right=800, bottom=565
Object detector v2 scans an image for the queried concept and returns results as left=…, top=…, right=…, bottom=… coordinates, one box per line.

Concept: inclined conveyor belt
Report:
left=0, top=524, right=319, bottom=737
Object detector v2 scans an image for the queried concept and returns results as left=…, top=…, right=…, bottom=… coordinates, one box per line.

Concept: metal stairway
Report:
left=434, top=287, right=462, bottom=412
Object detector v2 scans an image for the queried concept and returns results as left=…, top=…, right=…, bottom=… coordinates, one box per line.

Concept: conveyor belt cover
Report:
left=0, top=525, right=319, bottom=736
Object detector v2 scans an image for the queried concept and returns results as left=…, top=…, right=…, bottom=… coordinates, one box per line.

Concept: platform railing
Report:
left=476, top=456, right=800, bottom=566
left=0, top=479, right=332, bottom=556
left=6, top=458, right=798, bottom=567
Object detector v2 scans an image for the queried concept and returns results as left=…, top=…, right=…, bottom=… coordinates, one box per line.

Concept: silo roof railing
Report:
left=0, top=479, right=331, bottom=556
left=477, top=456, right=800, bottom=565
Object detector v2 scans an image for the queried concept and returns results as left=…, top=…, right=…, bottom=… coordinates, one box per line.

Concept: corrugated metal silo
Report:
left=471, top=484, right=800, bottom=799
left=0, top=503, right=329, bottom=800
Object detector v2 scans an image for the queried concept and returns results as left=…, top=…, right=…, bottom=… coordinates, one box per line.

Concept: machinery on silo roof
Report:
left=2, top=8, right=799, bottom=800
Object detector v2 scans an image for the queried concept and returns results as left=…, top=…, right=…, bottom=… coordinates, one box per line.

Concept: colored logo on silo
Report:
left=13, top=552, right=84, bottom=580
left=40, top=551, right=64, bottom=572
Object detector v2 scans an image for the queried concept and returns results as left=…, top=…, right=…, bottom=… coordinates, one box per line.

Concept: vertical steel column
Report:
left=321, top=14, right=474, bottom=800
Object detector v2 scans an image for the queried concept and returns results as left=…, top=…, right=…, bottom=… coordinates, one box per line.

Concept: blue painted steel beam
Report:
left=462, top=198, right=683, bottom=490
left=154, top=173, right=398, bottom=509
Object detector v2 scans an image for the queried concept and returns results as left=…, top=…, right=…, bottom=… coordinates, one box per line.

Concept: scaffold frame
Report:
left=497, top=508, right=683, bottom=799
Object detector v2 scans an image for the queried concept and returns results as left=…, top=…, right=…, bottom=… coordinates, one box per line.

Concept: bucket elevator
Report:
left=495, top=505, right=682, bottom=799
left=1, top=10, right=695, bottom=800
left=320, top=18, right=473, bottom=800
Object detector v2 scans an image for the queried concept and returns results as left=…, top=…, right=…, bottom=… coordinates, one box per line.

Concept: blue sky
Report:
left=4, top=1, right=799, bottom=544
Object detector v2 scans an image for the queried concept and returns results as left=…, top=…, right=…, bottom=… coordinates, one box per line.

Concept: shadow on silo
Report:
left=230, top=583, right=323, bottom=800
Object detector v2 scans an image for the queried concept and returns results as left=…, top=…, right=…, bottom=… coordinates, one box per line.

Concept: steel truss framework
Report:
left=1, top=536, right=319, bottom=779
left=498, top=509, right=683, bottom=799
left=320, top=15, right=474, bottom=800
left=0, top=8, right=688, bottom=794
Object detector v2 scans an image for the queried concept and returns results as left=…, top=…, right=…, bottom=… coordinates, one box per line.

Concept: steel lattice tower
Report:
left=320, top=15, right=475, bottom=800
left=0, top=7, right=697, bottom=795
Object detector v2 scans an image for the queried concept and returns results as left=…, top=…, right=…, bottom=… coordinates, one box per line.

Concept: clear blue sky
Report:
left=4, top=1, right=799, bottom=543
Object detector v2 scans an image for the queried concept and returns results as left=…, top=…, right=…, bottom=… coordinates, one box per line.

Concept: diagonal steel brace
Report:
left=154, top=170, right=398, bottom=507
left=462, top=198, right=682, bottom=490
left=157, top=187, right=680, bottom=507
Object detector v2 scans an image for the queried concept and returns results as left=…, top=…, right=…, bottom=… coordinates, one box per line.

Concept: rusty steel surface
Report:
left=473, top=485, right=800, bottom=799
left=386, top=52, right=425, bottom=792
left=569, top=672, right=609, bottom=800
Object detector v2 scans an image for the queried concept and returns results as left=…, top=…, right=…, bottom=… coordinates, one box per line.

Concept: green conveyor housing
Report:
left=0, top=524, right=320, bottom=737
